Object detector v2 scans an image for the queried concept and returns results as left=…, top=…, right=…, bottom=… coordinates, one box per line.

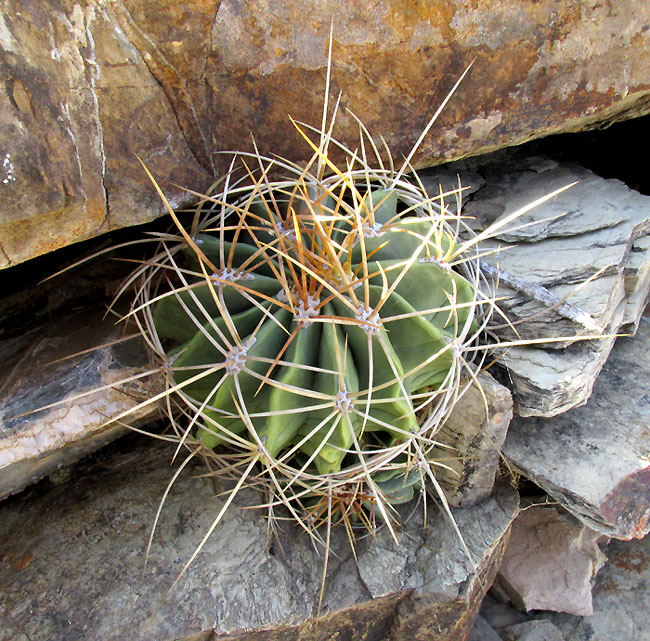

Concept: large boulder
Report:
left=2, top=0, right=650, bottom=267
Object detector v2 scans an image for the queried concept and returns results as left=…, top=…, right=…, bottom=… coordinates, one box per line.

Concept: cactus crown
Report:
left=157, top=175, right=477, bottom=453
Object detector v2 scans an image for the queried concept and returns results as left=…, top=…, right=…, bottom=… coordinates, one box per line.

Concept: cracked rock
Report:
left=538, top=535, right=650, bottom=641
left=503, top=318, right=650, bottom=539
left=493, top=506, right=608, bottom=616
left=0, top=436, right=519, bottom=641
left=436, top=371, right=513, bottom=507
left=0, top=307, right=155, bottom=500
left=3, top=1, right=650, bottom=266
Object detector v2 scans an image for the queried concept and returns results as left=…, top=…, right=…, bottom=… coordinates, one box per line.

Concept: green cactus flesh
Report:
left=154, top=188, right=476, bottom=477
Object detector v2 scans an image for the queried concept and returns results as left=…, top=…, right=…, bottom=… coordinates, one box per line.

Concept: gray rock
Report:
left=467, top=615, right=503, bottom=641
left=499, top=620, right=564, bottom=641
left=496, top=327, right=620, bottom=418
left=0, top=307, right=155, bottom=500
left=479, top=593, right=531, bottom=631
left=463, top=159, right=650, bottom=416
left=538, top=536, right=650, bottom=641
left=0, top=436, right=519, bottom=641
left=504, top=318, right=650, bottom=539
left=436, top=371, right=513, bottom=507
left=494, top=507, right=608, bottom=616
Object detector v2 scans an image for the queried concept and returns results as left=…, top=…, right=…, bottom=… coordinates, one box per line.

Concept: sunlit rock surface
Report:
left=2, top=0, right=650, bottom=266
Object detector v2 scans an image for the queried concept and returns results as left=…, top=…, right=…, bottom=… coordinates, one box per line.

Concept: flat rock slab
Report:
left=475, top=535, right=650, bottom=641
left=448, top=155, right=650, bottom=417
left=0, top=436, right=519, bottom=641
left=503, top=318, right=650, bottom=539
left=2, top=0, right=650, bottom=267
left=0, top=307, right=155, bottom=500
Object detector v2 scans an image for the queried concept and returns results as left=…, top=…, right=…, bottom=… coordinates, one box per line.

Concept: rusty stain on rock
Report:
left=2, top=0, right=650, bottom=266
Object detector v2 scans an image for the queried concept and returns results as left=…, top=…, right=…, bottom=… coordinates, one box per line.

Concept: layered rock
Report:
left=422, top=154, right=650, bottom=416
left=503, top=318, right=650, bottom=539
left=2, top=0, right=650, bottom=267
left=0, top=436, right=519, bottom=641
left=0, top=307, right=155, bottom=500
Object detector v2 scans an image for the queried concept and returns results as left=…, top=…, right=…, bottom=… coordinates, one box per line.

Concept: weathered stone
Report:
left=492, top=331, right=620, bottom=418
left=538, top=535, right=650, bottom=641
left=451, top=155, right=650, bottom=416
left=436, top=372, right=513, bottom=507
left=499, top=620, right=564, bottom=641
left=480, top=534, right=650, bottom=641
left=503, top=318, right=650, bottom=539
left=0, top=307, right=155, bottom=500
left=494, top=506, right=607, bottom=616
left=467, top=615, right=503, bottom=641
left=2, top=0, right=650, bottom=267
left=477, top=594, right=531, bottom=632
left=0, top=436, right=519, bottom=641
left=421, top=153, right=650, bottom=416
left=471, top=159, right=650, bottom=336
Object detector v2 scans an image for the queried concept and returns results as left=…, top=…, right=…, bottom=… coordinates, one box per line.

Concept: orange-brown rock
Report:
left=2, top=0, right=650, bottom=267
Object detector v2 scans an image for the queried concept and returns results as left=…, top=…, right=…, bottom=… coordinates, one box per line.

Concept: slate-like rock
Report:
left=2, top=0, right=650, bottom=267
left=0, top=307, right=155, bottom=500
left=499, top=620, right=564, bottom=641
left=467, top=615, right=503, bottom=641
left=436, top=372, right=513, bottom=507
left=503, top=318, right=650, bottom=539
left=463, top=158, right=650, bottom=416
left=477, top=593, right=531, bottom=632
left=494, top=506, right=607, bottom=616
left=0, top=436, right=519, bottom=641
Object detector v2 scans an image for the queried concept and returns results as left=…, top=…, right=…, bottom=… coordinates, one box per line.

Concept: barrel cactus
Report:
left=153, top=185, right=478, bottom=477
left=117, top=48, right=505, bottom=564
left=132, top=121, right=493, bottom=534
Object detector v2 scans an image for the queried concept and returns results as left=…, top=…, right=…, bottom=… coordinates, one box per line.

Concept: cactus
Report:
left=153, top=186, right=478, bottom=480
left=123, top=56, right=509, bottom=591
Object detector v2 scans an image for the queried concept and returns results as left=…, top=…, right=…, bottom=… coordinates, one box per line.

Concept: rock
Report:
left=0, top=436, right=519, bottom=641
left=503, top=318, right=650, bottom=539
left=0, top=307, right=155, bottom=500
left=472, top=159, right=650, bottom=338
left=493, top=332, right=620, bottom=418
left=478, top=594, right=531, bottom=631
left=436, top=372, right=513, bottom=507
left=493, top=506, right=607, bottom=616
left=538, top=536, right=650, bottom=641
left=455, top=156, right=650, bottom=416
left=499, top=620, right=564, bottom=641
left=2, top=1, right=650, bottom=267
left=467, top=615, right=503, bottom=641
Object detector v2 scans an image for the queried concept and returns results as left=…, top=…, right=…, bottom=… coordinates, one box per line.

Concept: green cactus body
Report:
left=153, top=187, right=477, bottom=478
